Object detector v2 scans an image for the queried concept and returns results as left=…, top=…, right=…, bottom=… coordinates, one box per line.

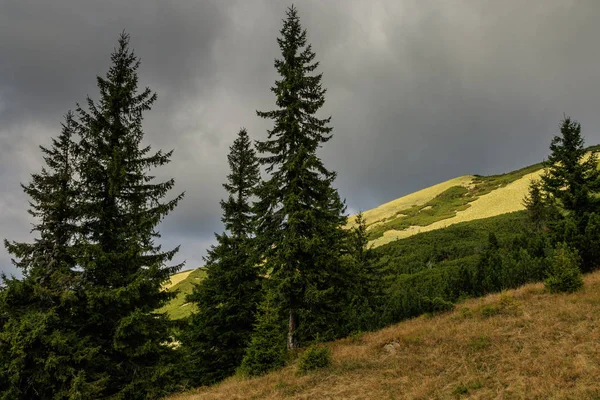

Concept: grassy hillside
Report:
left=164, top=269, right=196, bottom=290
left=363, top=163, right=545, bottom=247
left=169, top=270, right=600, bottom=400
left=158, top=268, right=206, bottom=320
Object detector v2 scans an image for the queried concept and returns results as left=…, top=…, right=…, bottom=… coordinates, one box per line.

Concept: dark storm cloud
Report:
left=3, top=0, right=600, bottom=276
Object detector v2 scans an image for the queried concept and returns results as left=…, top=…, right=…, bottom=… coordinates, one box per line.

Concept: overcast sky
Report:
left=2, top=0, right=600, bottom=276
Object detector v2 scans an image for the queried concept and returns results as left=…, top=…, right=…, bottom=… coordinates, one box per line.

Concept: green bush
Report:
left=422, top=296, right=454, bottom=314
left=297, top=345, right=332, bottom=374
left=545, top=243, right=584, bottom=294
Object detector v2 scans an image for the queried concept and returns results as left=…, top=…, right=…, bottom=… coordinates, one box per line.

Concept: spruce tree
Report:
left=238, top=291, right=287, bottom=376
left=74, top=32, right=184, bottom=398
left=253, top=5, right=347, bottom=351
left=541, top=117, right=600, bottom=271
left=523, top=180, right=549, bottom=231
left=0, top=112, right=100, bottom=398
left=183, top=128, right=262, bottom=386
left=342, top=212, right=382, bottom=332
left=474, top=232, right=502, bottom=294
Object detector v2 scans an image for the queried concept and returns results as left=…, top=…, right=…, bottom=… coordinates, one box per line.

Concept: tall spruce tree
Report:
left=0, top=112, right=100, bottom=398
left=541, top=117, right=600, bottom=271
left=74, top=32, right=184, bottom=398
left=253, top=5, right=347, bottom=351
left=183, top=128, right=262, bottom=386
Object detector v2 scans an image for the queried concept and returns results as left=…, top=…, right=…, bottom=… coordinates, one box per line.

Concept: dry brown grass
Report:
left=168, top=271, right=600, bottom=400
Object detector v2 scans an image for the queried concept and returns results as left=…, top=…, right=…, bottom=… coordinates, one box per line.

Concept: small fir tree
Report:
left=474, top=232, right=502, bottom=294
left=342, top=212, right=383, bottom=332
left=523, top=179, right=549, bottom=231
left=183, top=128, right=262, bottom=386
left=238, top=292, right=287, bottom=376
left=544, top=243, right=583, bottom=293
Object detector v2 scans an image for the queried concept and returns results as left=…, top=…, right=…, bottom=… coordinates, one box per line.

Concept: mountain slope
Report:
left=169, top=270, right=600, bottom=399
left=356, top=162, right=545, bottom=247
left=159, top=268, right=206, bottom=320
left=161, top=149, right=599, bottom=320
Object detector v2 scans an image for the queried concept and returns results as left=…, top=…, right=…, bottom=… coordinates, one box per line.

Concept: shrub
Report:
left=297, top=345, right=332, bottom=374
left=422, top=296, right=454, bottom=314
left=544, top=243, right=583, bottom=294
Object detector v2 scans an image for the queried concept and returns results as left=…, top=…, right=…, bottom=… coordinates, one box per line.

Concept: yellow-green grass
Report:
left=347, top=175, right=474, bottom=229
left=168, top=270, right=600, bottom=400
left=371, top=169, right=544, bottom=247
left=163, top=269, right=195, bottom=290
left=158, top=268, right=206, bottom=320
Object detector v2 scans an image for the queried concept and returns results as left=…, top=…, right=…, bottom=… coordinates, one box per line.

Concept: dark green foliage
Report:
left=0, top=112, right=100, bottom=399
left=375, top=211, right=529, bottom=276
left=541, top=117, right=600, bottom=271
left=239, top=293, right=287, bottom=377
left=253, top=5, right=348, bottom=350
left=523, top=179, right=551, bottom=231
left=421, top=296, right=454, bottom=314
left=297, top=345, right=331, bottom=374
left=182, top=129, right=263, bottom=386
left=341, top=212, right=384, bottom=333
left=377, top=212, right=550, bottom=326
left=474, top=233, right=502, bottom=295
left=545, top=243, right=584, bottom=293
left=72, top=32, right=184, bottom=399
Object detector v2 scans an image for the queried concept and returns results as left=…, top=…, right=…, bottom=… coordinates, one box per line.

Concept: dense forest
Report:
left=1, top=6, right=599, bottom=399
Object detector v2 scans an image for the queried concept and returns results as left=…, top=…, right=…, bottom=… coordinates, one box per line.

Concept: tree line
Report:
left=1, top=5, right=599, bottom=399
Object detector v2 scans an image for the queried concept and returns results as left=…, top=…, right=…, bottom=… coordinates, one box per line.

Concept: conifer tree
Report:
left=253, top=5, right=347, bottom=351
left=541, top=117, right=600, bottom=271
left=523, top=180, right=549, bottom=231
left=0, top=112, right=100, bottom=398
left=183, top=128, right=262, bottom=386
left=474, top=232, right=502, bottom=294
left=238, top=292, right=287, bottom=376
left=342, top=212, right=383, bottom=332
left=74, top=32, right=184, bottom=398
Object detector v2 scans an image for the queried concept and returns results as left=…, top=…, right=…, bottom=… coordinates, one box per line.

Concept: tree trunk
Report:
left=287, top=309, right=297, bottom=350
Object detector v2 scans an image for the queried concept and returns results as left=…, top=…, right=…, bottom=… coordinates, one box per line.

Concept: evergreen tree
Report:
left=541, top=117, right=600, bottom=271
left=473, top=232, right=502, bottom=294
left=74, top=32, right=184, bottom=398
left=342, top=212, right=382, bottom=332
left=523, top=179, right=549, bottom=231
left=183, top=128, right=262, bottom=386
left=238, top=291, right=287, bottom=377
left=0, top=112, right=101, bottom=398
left=253, top=5, right=347, bottom=351
left=349, top=212, right=370, bottom=266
